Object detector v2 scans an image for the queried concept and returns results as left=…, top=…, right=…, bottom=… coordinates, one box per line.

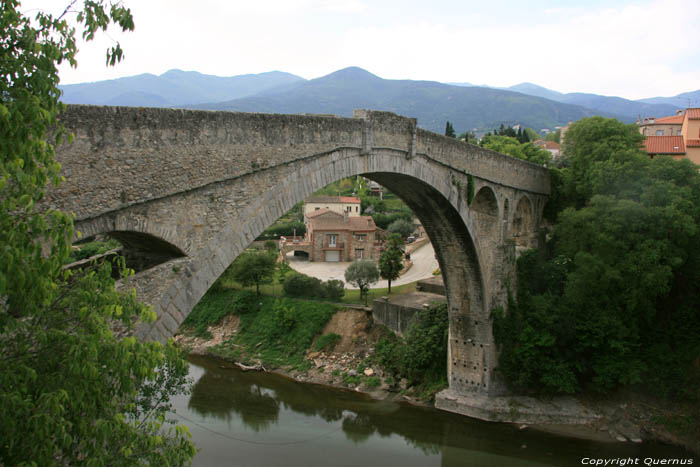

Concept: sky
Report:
left=20, top=0, right=700, bottom=100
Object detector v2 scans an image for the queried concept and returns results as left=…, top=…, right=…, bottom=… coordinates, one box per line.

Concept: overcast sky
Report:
left=21, top=0, right=700, bottom=100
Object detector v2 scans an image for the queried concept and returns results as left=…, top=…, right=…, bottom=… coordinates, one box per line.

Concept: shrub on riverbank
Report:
left=375, top=303, right=449, bottom=398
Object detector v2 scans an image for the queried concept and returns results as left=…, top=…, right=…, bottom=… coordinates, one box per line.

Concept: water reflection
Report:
left=181, top=355, right=694, bottom=467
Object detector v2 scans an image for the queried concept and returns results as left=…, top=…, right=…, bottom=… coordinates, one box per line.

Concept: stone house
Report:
left=305, top=209, right=382, bottom=262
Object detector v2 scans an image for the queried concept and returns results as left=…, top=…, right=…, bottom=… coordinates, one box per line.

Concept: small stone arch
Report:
left=471, top=186, right=499, bottom=238
left=73, top=228, right=186, bottom=274
left=512, top=195, right=534, bottom=249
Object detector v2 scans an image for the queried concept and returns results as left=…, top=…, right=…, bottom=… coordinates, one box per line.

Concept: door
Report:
left=325, top=250, right=340, bottom=262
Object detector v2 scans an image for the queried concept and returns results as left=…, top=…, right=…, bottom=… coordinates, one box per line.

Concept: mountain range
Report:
left=59, top=67, right=698, bottom=134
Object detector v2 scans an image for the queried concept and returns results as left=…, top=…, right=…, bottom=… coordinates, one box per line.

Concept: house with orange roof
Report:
left=304, top=209, right=383, bottom=262
left=640, top=108, right=700, bottom=165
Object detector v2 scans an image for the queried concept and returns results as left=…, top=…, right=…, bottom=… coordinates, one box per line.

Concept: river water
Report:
left=170, top=356, right=694, bottom=466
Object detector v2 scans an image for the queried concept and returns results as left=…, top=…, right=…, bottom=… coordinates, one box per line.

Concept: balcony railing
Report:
left=323, top=242, right=345, bottom=249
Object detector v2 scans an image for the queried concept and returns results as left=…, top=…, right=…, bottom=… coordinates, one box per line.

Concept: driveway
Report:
left=286, top=242, right=439, bottom=290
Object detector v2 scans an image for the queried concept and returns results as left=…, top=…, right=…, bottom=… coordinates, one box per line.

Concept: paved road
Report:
left=286, top=242, right=439, bottom=290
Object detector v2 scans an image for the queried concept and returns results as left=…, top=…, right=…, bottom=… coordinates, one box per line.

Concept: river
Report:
left=169, top=355, right=695, bottom=466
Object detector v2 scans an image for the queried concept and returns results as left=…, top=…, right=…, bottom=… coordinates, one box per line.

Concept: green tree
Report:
left=495, top=117, right=700, bottom=398
left=379, top=234, right=404, bottom=294
left=229, top=250, right=277, bottom=295
left=545, top=128, right=561, bottom=143
left=0, top=1, right=196, bottom=464
left=387, top=218, right=414, bottom=238
left=561, top=116, right=644, bottom=207
left=445, top=121, right=456, bottom=138
left=344, top=260, right=379, bottom=305
left=481, top=134, right=551, bottom=166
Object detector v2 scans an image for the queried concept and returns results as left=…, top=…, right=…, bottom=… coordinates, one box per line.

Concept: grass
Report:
left=229, top=277, right=418, bottom=306
left=341, top=281, right=417, bottom=305
left=189, top=290, right=337, bottom=370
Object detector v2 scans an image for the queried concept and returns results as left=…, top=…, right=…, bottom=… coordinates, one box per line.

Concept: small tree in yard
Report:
left=379, top=234, right=404, bottom=294
left=344, top=260, right=379, bottom=305
left=229, top=250, right=277, bottom=295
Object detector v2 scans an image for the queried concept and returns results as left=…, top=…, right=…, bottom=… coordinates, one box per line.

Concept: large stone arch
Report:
left=114, top=147, right=510, bottom=394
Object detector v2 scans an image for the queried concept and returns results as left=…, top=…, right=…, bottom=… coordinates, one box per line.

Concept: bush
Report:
left=283, top=273, right=345, bottom=301
left=314, top=333, right=341, bottom=352
left=323, top=279, right=345, bottom=301
left=283, top=273, right=323, bottom=297
left=376, top=303, right=448, bottom=386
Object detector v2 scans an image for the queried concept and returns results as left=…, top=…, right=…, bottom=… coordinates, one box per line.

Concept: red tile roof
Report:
left=686, top=108, right=700, bottom=119
left=643, top=136, right=685, bottom=154
left=339, top=196, right=361, bottom=203
left=306, top=208, right=341, bottom=219
left=686, top=139, right=700, bottom=147
left=310, top=215, right=377, bottom=232
left=653, top=114, right=684, bottom=124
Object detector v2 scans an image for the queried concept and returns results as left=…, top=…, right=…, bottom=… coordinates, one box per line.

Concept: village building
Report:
left=533, top=140, right=561, bottom=159
left=639, top=108, right=700, bottom=165
left=281, top=195, right=384, bottom=262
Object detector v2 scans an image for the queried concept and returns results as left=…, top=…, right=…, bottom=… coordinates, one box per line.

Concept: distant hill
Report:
left=499, top=84, right=679, bottom=120
left=59, top=66, right=698, bottom=133
left=190, top=67, right=621, bottom=133
left=59, top=69, right=306, bottom=107
left=637, top=90, right=700, bottom=110
left=507, top=83, right=564, bottom=102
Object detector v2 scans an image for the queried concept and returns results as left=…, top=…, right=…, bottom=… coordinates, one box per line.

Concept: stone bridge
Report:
left=49, top=105, right=551, bottom=421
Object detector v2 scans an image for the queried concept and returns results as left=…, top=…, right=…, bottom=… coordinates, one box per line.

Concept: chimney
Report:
left=367, top=218, right=371, bottom=227
left=344, top=211, right=349, bottom=223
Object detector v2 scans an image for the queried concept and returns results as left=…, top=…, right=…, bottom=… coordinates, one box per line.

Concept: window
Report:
left=355, top=249, right=364, bottom=259
left=656, top=130, right=664, bottom=136
left=328, top=234, right=337, bottom=247
left=354, top=233, right=367, bottom=241
left=355, top=206, right=359, bottom=212
left=315, top=207, right=320, bottom=211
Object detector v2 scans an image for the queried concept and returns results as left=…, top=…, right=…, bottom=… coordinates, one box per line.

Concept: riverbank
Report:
left=174, top=307, right=698, bottom=455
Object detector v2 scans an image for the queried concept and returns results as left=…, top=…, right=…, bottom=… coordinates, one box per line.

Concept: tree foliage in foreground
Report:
left=0, top=1, right=195, bottom=464
left=495, top=117, right=700, bottom=399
